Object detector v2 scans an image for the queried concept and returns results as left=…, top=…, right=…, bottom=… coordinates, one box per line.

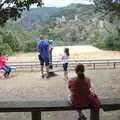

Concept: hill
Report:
left=0, top=3, right=117, bottom=55
left=17, top=3, right=116, bottom=45
left=17, top=7, right=59, bottom=31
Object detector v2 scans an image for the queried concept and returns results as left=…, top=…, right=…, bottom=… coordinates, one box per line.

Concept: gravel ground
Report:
left=1, top=47, right=120, bottom=120
left=0, top=69, right=120, bottom=120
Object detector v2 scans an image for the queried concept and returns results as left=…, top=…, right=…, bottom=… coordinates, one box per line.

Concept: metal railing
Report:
left=6, top=58, right=120, bottom=72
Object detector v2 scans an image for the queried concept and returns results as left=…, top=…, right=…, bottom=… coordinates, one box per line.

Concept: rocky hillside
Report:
left=17, top=7, right=58, bottom=31
left=17, top=3, right=118, bottom=45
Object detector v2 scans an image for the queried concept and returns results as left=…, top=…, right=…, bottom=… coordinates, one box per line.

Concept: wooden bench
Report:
left=0, top=98, right=119, bottom=120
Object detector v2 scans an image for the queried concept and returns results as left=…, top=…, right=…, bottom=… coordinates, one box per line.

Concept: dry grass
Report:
left=8, top=50, right=120, bottom=62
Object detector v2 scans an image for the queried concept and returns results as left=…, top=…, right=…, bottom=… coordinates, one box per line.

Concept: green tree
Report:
left=3, top=32, right=21, bottom=52
left=24, top=40, right=37, bottom=52
left=0, top=0, right=43, bottom=25
left=0, top=43, right=13, bottom=55
left=70, top=29, right=77, bottom=42
left=93, top=0, right=120, bottom=16
left=105, top=33, right=120, bottom=50
left=92, top=0, right=120, bottom=33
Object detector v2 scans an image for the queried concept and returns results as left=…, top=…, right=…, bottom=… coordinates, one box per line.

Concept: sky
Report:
left=31, top=0, right=93, bottom=8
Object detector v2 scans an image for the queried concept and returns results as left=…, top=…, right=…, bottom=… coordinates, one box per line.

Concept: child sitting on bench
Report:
left=68, top=63, right=101, bottom=120
left=0, top=53, right=11, bottom=79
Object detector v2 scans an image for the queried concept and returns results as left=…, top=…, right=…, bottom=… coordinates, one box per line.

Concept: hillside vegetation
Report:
left=18, top=4, right=120, bottom=46
left=18, top=7, right=58, bottom=31
left=0, top=3, right=120, bottom=55
left=0, top=22, right=37, bottom=55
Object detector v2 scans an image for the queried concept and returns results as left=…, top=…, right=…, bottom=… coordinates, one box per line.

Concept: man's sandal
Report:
left=78, top=115, right=87, bottom=120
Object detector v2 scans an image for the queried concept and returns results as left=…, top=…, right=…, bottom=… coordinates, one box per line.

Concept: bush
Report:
left=95, top=40, right=107, bottom=49
left=24, top=40, right=37, bottom=52
left=105, top=34, right=120, bottom=50
left=3, top=32, right=21, bottom=52
left=0, top=43, right=13, bottom=55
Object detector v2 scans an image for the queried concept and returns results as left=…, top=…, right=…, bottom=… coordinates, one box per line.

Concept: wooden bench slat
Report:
left=101, top=98, right=120, bottom=111
left=0, top=98, right=119, bottom=112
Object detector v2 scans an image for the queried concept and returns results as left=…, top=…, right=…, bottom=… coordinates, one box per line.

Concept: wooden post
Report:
left=90, top=108, right=100, bottom=120
left=93, top=63, right=95, bottom=69
left=113, top=63, right=115, bottom=69
left=32, top=111, right=41, bottom=120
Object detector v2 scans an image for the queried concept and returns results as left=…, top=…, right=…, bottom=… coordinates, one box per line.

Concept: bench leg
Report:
left=93, top=64, right=95, bottom=70
left=32, top=111, right=41, bottom=120
left=113, top=63, right=115, bottom=69
left=90, top=108, right=100, bottom=120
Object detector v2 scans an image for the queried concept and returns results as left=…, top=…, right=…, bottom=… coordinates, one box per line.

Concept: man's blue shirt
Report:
left=38, top=40, right=49, bottom=59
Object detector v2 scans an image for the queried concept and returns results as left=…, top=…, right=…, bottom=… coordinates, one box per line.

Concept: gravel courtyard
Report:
left=0, top=45, right=120, bottom=120
left=0, top=69, right=120, bottom=120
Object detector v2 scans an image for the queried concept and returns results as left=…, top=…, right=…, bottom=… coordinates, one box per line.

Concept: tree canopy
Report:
left=0, top=0, right=43, bottom=25
left=93, top=0, right=120, bottom=16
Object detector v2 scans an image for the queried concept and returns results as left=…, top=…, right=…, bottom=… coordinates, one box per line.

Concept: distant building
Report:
left=74, top=15, right=78, bottom=21
left=56, top=17, right=60, bottom=25
left=56, top=16, right=66, bottom=25
left=59, top=18, right=62, bottom=24
left=61, top=16, right=66, bottom=23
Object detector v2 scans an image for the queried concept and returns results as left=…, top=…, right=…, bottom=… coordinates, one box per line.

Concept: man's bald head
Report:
left=40, top=34, right=45, bottom=40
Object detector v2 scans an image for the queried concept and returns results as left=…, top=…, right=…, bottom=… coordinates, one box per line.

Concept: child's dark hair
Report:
left=75, top=64, right=85, bottom=79
left=64, top=48, right=70, bottom=56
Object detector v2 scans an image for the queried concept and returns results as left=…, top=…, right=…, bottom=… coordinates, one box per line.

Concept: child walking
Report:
left=0, top=53, right=11, bottom=79
left=68, top=64, right=101, bottom=120
left=61, top=48, right=70, bottom=80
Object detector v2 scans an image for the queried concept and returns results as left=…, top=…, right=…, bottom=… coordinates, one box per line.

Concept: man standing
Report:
left=38, top=34, right=50, bottom=78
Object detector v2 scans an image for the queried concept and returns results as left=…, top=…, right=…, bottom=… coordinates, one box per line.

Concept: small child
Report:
left=0, top=53, right=11, bottom=79
left=68, top=64, right=101, bottom=120
left=61, top=48, right=70, bottom=80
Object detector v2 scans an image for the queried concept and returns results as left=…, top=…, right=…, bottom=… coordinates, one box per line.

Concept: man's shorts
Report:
left=38, top=54, right=49, bottom=66
left=63, top=63, right=68, bottom=72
